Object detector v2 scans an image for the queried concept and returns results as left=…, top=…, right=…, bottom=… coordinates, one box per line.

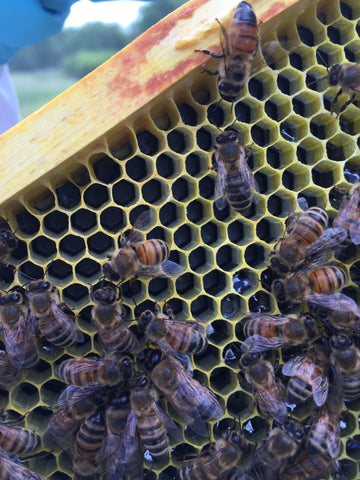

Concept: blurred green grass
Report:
left=11, top=69, right=77, bottom=119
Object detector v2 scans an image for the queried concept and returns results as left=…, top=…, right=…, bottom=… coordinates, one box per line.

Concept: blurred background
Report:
left=10, top=0, right=187, bottom=118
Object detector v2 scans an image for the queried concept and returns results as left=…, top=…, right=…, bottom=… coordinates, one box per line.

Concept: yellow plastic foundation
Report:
left=0, top=0, right=359, bottom=478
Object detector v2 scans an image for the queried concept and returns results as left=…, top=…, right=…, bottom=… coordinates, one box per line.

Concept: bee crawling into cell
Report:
left=213, top=129, right=259, bottom=215
left=195, top=1, right=259, bottom=104
left=102, top=210, right=183, bottom=284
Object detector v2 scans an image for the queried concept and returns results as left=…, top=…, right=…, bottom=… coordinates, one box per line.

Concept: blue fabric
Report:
left=0, top=0, right=139, bottom=64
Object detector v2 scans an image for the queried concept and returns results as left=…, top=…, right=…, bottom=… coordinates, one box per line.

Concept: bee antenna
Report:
left=306, top=74, right=328, bottom=88
left=44, top=260, right=55, bottom=278
left=316, top=49, right=330, bottom=71
left=17, top=268, right=37, bottom=283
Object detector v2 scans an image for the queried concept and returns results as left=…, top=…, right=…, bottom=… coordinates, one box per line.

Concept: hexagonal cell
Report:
left=210, top=366, right=237, bottom=395
left=244, top=243, right=267, bottom=269
left=339, top=108, right=360, bottom=136
left=91, top=155, right=121, bottom=184
left=166, top=129, right=189, bottom=154
left=256, top=217, right=284, bottom=243
left=242, top=416, right=269, bottom=443
left=305, top=67, right=327, bottom=92
left=203, top=269, right=228, bottom=296
left=70, top=164, right=91, bottom=187
left=340, top=0, right=360, bottom=20
left=83, top=183, right=109, bottom=209
left=248, top=290, right=275, bottom=313
left=201, top=221, right=224, bottom=247
left=282, top=164, right=311, bottom=191
left=277, top=69, right=303, bottom=96
left=199, top=175, right=215, bottom=200
left=220, top=293, right=245, bottom=320
left=255, top=167, right=279, bottom=195
left=326, top=133, right=356, bottom=161
left=75, top=258, right=101, bottom=281
left=16, top=207, right=40, bottom=235
left=71, top=208, right=97, bottom=233
left=87, top=232, right=114, bottom=256
left=267, top=191, right=294, bottom=217
left=125, top=156, right=151, bottom=182
left=207, top=103, right=226, bottom=127
left=289, top=46, right=315, bottom=71
left=177, top=102, right=200, bottom=126
left=30, top=236, right=57, bottom=260
left=251, top=118, right=277, bottom=147
left=27, top=406, right=54, bottom=434
left=43, top=211, right=69, bottom=236
left=27, top=186, right=55, bottom=213
left=344, top=39, right=360, bottom=62
left=312, top=160, right=341, bottom=188
left=297, top=20, right=325, bottom=47
left=226, top=391, right=253, bottom=419
left=120, top=279, right=144, bottom=302
left=228, top=219, right=253, bottom=246
left=174, top=224, right=196, bottom=250
left=172, top=176, right=193, bottom=201
left=40, top=379, right=66, bottom=407
left=47, top=259, right=73, bottom=282
left=264, top=94, right=291, bottom=121
left=234, top=98, right=262, bottom=124
left=193, top=344, right=220, bottom=371
left=188, top=246, right=213, bottom=273
left=11, top=382, right=39, bottom=412
left=142, top=178, right=168, bottom=204
left=222, top=341, right=242, bottom=368
left=62, top=283, right=89, bottom=306
left=18, top=261, right=44, bottom=281
left=344, top=159, right=360, bottom=183
left=298, top=187, right=328, bottom=209
left=109, top=135, right=134, bottom=161
left=206, top=319, right=232, bottom=346
left=196, top=127, right=213, bottom=151
left=136, top=129, right=159, bottom=155
left=292, top=91, right=322, bottom=118
left=346, top=435, right=360, bottom=460
left=327, top=18, right=354, bottom=45
left=156, top=153, right=176, bottom=179
left=23, top=359, right=52, bottom=384
left=297, top=137, right=324, bottom=165
left=248, top=70, right=275, bottom=100
left=100, top=206, right=125, bottom=233
left=149, top=102, right=179, bottom=130
left=185, top=152, right=208, bottom=178
left=187, top=199, right=209, bottom=225
left=55, top=181, right=81, bottom=210
left=190, top=81, right=212, bottom=105
left=190, top=295, right=216, bottom=322
left=316, top=43, right=342, bottom=68
left=175, top=272, right=199, bottom=298
left=216, top=245, right=240, bottom=272
left=59, top=234, right=85, bottom=259
left=148, top=277, right=174, bottom=300
left=309, top=113, right=337, bottom=140
left=112, top=179, right=138, bottom=207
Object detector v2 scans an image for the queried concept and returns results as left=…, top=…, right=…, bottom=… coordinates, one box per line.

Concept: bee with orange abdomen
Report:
left=55, top=353, right=128, bottom=387
left=330, top=334, right=360, bottom=401
left=326, top=63, right=360, bottom=117
left=149, top=353, right=223, bottom=435
left=0, top=420, right=40, bottom=454
left=196, top=1, right=259, bottom=103
left=271, top=263, right=348, bottom=309
left=138, top=303, right=207, bottom=355
left=240, top=312, right=318, bottom=353
left=0, top=451, right=45, bottom=480
left=178, top=428, right=248, bottom=480
left=282, top=344, right=330, bottom=407
left=333, top=182, right=360, bottom=245
left=26, top=279, right=84, bottom=348
left=0, top=290, right=38, bottom=369
left=239, top=352, right=287, bottom=423
left=102, top=211, right=183, bottom=283
left=214, top=130, right=259, bottom=214
left=91, top=284, right=139, bottom=354
left=270, top=206, right=346, bottom=275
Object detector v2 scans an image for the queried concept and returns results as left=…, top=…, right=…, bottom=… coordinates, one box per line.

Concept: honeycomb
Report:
left=0, top=0, right=359, bottom=478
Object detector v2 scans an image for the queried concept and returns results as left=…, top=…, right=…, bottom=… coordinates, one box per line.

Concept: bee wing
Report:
left=49, top=299, right=84, bottom=343
left=256, top=386, right=287, bottom=423
left=151, top=397, right=183, bottom=442
left=349, top=221, right=360, bottom=245
left=0, top=453, right=43, bottom=480
left=2, top=315, right=35, bottom=369
left=306, top=292, right=360, bottom=316
left=125, top=210, right=155, bottom=245
left=117, top=410, right=143, bottom=461
left=241, top=156, right=260, bottom=195
left=54, top=384, right=102, bottom=408
left=241, top=313, right=293, bottom=325
left=214, top=158, right=228, bottom=210
left=135, top=260, right=183, bottom=278
left=241, top=334, right=286, bottom=352
left=304, top=228, right=348, bottom=262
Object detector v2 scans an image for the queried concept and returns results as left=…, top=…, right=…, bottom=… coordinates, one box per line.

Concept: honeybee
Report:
left=55, top=353, right=131, bottom=387
left=0, top=351, right=20, bottom=390
left=250, top=419, right=304, bottom=478
left=0, top=420, right=40, bottom=454
left=149, top=353, right=223, bottom=435
left=46, top=385, right=108, bottom=450
left=281, top=452, right=332, bottom=480
left=91, top=284, right=139, bottom=354
left=27, top=279, right=84, bottom=348
left=130, top=379, right=181, bottom=462
left=73, top=458, right=100, bottom=480
left=178, top=428, right=248, bottom=480
left=282, top=344, right=330, bottom=407
left=239, top=352, right=287, bottom=423
left=102, top=211, right=183, bottom=283
left=196, top=1, right=259, bottom=103
left=105, top=390, right=131, bottom=435
left=240, top=312, right=318, bottom=352
left=330, top=334, right=360, bottom=401
left=333, top=182, right=360, bottom=245
left=270, top=206, right=346, bottom=275
left=214, top=130, right=259, bottom=214
left=0, top=290, right=39, bottom=369
left=326, top=63, right=360, bottom=117
left=271, top=263, right=348, bottom=308
left=0, top=218, right=18, bottom=265
left=138, top=303, right=207, bottom=355
left=0, top=451, right=45, bottom=480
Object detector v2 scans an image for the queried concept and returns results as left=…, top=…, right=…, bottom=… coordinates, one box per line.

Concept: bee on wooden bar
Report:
left=214, top=130, right=259, bottom=214
left=26, top=279, right=84, bottom=348
left=239, top=352, right=287, bottom=423
left=0, top=290, right=39, bottom=369
left=138, top=302, right=207, bottom=355
left=102, top=211, right=183, bottom=283
left=195, top=1, right=259, bottom=103
left=333, top=182, right=360, bottom=245
left=240, top=312, right=318, bottom=352
left=91, top=283, right=139, bottom=354
left=178, top=428, right=248, bottom=480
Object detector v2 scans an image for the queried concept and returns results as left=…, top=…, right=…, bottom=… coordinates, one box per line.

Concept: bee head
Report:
left=331, top=333, right=353, bottom=349
left=0, top=231, right=18, bottom=250
left=137, top=309, right=154, bottom=332
left=327, top=64, right=341, bottom=86
left=271, top=279, right=286, bottom=302
left=102, top=262, right=120, bottom=282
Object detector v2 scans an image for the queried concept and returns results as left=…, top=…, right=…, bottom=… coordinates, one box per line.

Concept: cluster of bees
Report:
left=0, top=1, right=359, bottom=479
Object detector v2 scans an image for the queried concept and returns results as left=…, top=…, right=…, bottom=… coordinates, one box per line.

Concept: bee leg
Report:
left=330, top=87, right=342, bottom=115
left=336, top=93, right=356, bottom=118
left=202, top=68, right=219, bottom=76
left=194, top=49, right=224, bottom=59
